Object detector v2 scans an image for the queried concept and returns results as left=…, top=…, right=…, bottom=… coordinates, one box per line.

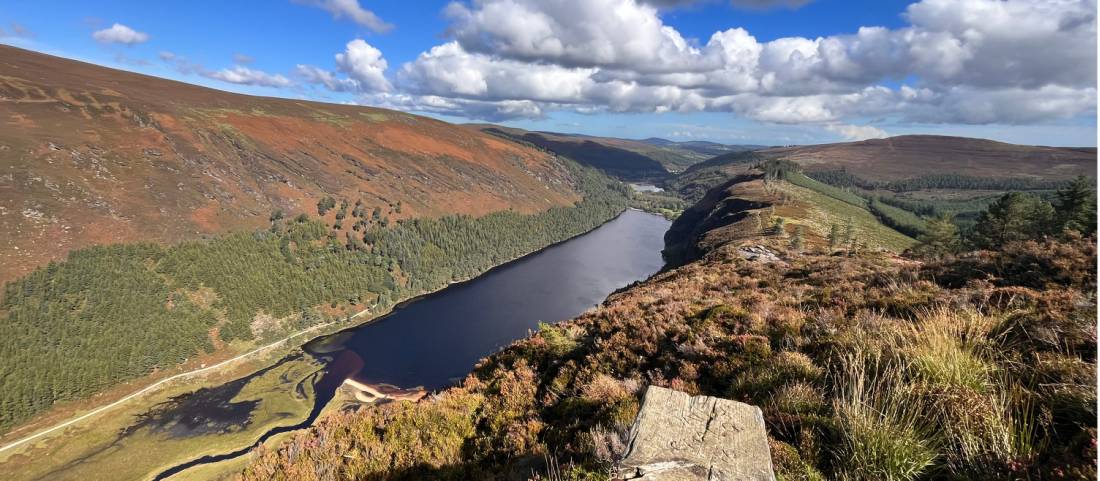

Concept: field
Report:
left=0, top=343, right=323, bottom=481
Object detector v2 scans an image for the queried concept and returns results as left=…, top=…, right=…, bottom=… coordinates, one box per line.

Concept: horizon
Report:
left=1, top=0, right=1096, bottom=147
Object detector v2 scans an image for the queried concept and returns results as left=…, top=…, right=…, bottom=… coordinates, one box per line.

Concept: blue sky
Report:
left=1, top=0, right=1096, bottom=146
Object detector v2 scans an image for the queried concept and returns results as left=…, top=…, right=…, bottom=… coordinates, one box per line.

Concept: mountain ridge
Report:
left=0, top=45, right=581, bottom=284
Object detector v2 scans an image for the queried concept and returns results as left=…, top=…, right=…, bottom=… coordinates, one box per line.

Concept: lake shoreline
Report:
left=0, top=207, right=638, bottom=464
left=149, top=207, right=670, bottom=480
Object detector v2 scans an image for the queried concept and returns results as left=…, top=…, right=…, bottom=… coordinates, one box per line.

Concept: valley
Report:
left=0, top=22, right=1096, bottom=481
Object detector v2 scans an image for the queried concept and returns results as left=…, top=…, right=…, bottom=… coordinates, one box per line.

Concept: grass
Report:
left=776, top=181, right=917, bottom=251
left=235, top=232, right=1097, bottom=481
left=832, top=355, right=938, bottom=481
left=786, top=172, right=867, bottom=207
left=0, top=344, right=325, bottom=481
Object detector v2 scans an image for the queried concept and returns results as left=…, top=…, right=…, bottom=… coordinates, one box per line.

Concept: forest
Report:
left=0, top=162, right=629, bottom=432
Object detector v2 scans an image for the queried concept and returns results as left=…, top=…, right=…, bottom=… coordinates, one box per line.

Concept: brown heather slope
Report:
left=758, top=134, right=1096, bottom=181
left=0, top=45, right=579, bottom=284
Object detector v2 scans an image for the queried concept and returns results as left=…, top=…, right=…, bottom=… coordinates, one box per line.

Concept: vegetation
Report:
left=806, top=169, right=1071, bottom=193
left=628, top=190, right=687, bottom=220
left=867, top=198, right=928, bottom=238
left=238, top=232, right=1097, bottom=481
left=236, top=164, right=1096, bottom=481
left=0, top=163, right=629, bottom=432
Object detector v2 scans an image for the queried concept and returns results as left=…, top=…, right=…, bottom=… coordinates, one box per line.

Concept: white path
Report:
left=0, top=306, right=373, bottom=454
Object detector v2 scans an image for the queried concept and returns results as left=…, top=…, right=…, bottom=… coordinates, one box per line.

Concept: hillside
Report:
left=237, top=168, right=1098, bottom=481
left=670, top=136, right=1095, bottom=202
left=761, top=135, right=1096, bottom=181
left=477, top=125, right=758, bottom=179
left=0, top=45, right=580, bottom=284
left=640, top=137, right=764, bottom=158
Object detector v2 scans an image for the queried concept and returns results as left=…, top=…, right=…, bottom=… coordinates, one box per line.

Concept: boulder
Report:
left=617, top=386, right=776, bottom=481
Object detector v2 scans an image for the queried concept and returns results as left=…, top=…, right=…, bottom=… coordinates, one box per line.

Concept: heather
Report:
left=238, top=233, right=1097, bottom=481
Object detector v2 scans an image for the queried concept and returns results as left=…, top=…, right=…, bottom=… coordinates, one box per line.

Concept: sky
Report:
left=0, top=0, right=1096, bottom=146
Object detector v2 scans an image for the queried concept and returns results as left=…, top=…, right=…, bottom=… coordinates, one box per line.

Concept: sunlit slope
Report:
left=0, top=45, right=581, bottom=284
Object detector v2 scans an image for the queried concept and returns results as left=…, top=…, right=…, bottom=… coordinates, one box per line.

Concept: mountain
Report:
left=759, top=134, right=1094, bottom=181
left=640, top=137, right=765, bottom=157
left=476, top=125, right=759, bottom=178
left=668, top=135, right=1097, bottom=204
left=0, top=45, right=581, bottom=284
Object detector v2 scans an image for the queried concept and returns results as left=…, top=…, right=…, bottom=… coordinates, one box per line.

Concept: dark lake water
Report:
left=320, top=208, right=670, bottom=390
left=152, top=209, right=670, bottom=479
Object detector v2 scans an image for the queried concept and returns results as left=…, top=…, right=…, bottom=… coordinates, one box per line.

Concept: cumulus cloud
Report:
left=92, top=23, right=149, bottom=45
left=336, top=39, right=392, bottom=91
left=825, top=123, right=888, bottom=141
left=206, top=65, right=293, bottom=88
left=302, top=0, right=393, bottom=33
left=381, top=0, right=1096, bottom=124
left=299, top=39, right=393, bottom=93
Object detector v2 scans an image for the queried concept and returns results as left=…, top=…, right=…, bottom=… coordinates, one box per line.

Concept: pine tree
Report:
left=1054, top=176, right=1096, bottom=234
left=773, top=217, right=787, bottom=237
left=790, top=225, right=805, bottom=251
left=970, top=192, right=1056, bottom=249
left=828, top=223, right=840, bottom=249
left=842, top=217, right=854, bottom=248
left=914, top=214, right=960, bottom=258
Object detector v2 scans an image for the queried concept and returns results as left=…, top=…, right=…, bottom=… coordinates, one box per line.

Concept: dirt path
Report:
left=0, top=306, right=374, bottom=455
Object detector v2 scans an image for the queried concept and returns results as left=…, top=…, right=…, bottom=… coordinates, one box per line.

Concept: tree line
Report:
left=806, top=169, right=1070, bottom=192
left=914, top=176, right=1096, bottom=257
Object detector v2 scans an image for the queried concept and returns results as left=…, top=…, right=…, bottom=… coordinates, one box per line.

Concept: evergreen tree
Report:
left=316, top=196, right=336, bottom=216
left=842, top=217, right=855, bottom=248
left=772, top=217, right=787, bottom=237
left=914, top=214, right=960, bottom=258
left=790, top=225, right=805, bottom=251
left=828, top=223, right=840, bottom=249
left=970, top=192, right=1056, bottom=249
left=1054, top=176, right=1096, bottom=234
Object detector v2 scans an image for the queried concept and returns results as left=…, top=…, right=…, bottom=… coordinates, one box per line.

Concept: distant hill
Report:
left=0, top=46, right=582, bottom=284
left=641, top=137, right=765, bottom=157
left=476, top=125, right=760, bottom=179
left=761, top=135, right=1095, bottom=181
left=669, top=135, right=1096, bottom=203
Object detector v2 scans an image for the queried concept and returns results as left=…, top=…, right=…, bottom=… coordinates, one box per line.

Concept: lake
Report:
left=316, top=208, right=670, bottom=390
left=628, top=183, right=664, bottom=193
left=152, top=209, right=670, bottom=479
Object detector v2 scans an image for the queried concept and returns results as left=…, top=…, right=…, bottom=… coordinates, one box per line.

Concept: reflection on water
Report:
left=318, top=209, right=669, bottom=391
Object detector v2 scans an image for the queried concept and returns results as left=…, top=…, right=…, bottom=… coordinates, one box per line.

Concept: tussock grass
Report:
left=832, top=353, right=938, bottom=481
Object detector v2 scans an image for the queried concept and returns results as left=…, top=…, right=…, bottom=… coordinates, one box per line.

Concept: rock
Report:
left=617, top=386, right=776, bottom=481
left=736, top=245, right=785, bottom=266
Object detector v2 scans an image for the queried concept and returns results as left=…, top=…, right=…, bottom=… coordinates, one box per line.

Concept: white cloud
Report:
left=825, top=123, right=888, bottom=141
left=205, top=65, right=293, bottom=88
left=335, top=39, right=392, bottom=92
left=92, top=23, right=149, bottom=45
left=297, top=39, right=393, bottom=93
left=387, top=0, right=1096, bottom=124
left=302, top=0, right=393, bottom=33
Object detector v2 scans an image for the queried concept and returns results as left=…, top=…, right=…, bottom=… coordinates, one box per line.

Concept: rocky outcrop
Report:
left=617, top=386, right=776, bottom=481
left=662, top=174, right=768, bottom=267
